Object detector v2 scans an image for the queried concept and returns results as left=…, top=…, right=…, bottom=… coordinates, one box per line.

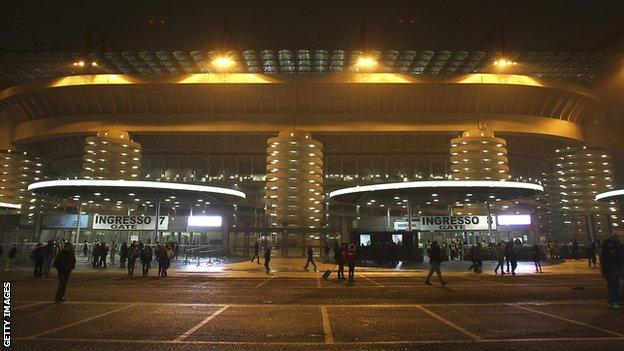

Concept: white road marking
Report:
left=513, top=304, right=624, bottom=337
left=26, top=304, right=132, bottom=339
left=13, top=301, right=49, bottom=311
left=254, top=275, right=274, bottom=288
left=415, top=305, right=482, bottom=341
left=320, top=306, right=334, bottom=344
left=360, top=274, right=385, bottom=287
left=173, top=305, right=229, bottom=342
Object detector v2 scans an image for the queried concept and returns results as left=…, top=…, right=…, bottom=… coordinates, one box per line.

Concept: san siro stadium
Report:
left=1, top=47, right=623, bottom=258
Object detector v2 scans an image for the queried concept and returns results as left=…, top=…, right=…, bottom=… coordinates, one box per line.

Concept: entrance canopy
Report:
left=329, top=180, right=543, bottom=204
left=596, top=189, right=624, bottom=202
left=28, top=179, right=246, bottom=205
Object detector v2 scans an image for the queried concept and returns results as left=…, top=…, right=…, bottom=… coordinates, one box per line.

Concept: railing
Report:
left=184, top=245, right=214, bottom=265
left=194, top=247, right=230, bottom=267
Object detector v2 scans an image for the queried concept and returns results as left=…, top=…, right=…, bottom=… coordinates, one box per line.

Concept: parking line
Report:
left=360, top=274, right=384, bottom=287
left=26, top=304, right=132, bottom=339
left=13, top=301, right=49, bottom=311
left=254, top=276, right=274, bottom=288
left=513, top=304, right=624, bottom=337
left=173, top=305, right=229, bottom=342
left=415, top=305, right=482, bottom=341
left=320, top=306, right=334, bottom=344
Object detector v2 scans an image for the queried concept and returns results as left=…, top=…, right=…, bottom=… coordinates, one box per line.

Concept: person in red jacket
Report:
left=345, top=243, right=357, bottom=283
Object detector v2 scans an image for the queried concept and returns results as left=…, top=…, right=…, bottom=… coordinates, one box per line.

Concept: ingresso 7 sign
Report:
left=93, top=214, right=169, bottom=231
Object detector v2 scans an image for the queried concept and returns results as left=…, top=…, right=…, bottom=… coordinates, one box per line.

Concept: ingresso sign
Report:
left=419, top=216, right=496, bottom=231
left=92, top=214, right=169, bottom=231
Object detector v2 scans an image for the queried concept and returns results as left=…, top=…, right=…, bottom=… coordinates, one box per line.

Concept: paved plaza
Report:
left=4, top=259, right=624, bottom=350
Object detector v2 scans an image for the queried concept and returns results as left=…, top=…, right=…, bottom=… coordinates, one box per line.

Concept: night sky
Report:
left=1, top=0, right=623, bottom=52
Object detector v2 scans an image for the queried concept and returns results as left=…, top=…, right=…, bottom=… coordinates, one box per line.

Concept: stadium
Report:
left=1, top=43, right=624, bottom=257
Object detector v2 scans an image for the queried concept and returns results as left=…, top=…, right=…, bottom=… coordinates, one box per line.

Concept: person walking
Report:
left=504, top=241, right=513, bottom=273
left=531, top=243, right=542, bottom=273
left=119, top=242, right=128, bottom=268
left=5, top=244, right=16, bottom=271
left=263, top=245, right=271, bottom=274
left=587, top=241, right=597, bottom=268
left=425, top=240, right=448, bottom=286
left=474, top=243, right=483, bottom=273
left=100, top=243, right=109, bottom=268
left=323, top=244, right=330, bottom=263
left=508, top=242, right=518, bottom=275
left=303, top=245, right=317, bottom=271
left=31, top=243, right=44, bottom=278
left=251, top=241, right=260, bottom=264
left=345, top=243, right=357, bottom=283
left=164, top=244, right=173, bottom=276
left=337, top=243, right=347, bottom=280
left=140, top=244, right=153, bottom=276
left=571, top=238, right=579, bottom=260
left=127, top=243, right=138, bottom=277
left=599, top=236, right=623, bottom=309
left=110, top=241, right=117, bottom=265
left=91, top=242, right=100, bottom=267
left=42, top=241, right=55, bottom=278
left=53, top=242, right=76, bottom=302
left=82, top=242, right=88, bottom=257
left=157, top=245, right=167, bottom=277
left=494, top=242, right=506, bottom=275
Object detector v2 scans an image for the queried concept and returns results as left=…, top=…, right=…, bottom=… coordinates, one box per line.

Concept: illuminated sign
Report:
left=497, top=214, right=531, bottom=226
left=92, top=214, right=169, bottom=231
left=187, top=216, right=222, bottom=227
left=42, top=214, right=89, bottom=229
left=419, top=216, right=495, bottom=231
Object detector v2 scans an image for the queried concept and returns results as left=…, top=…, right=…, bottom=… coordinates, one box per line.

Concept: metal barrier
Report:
left=184, top=245, right=215, bottom=265
left=194, top=247, right=230, bottom=267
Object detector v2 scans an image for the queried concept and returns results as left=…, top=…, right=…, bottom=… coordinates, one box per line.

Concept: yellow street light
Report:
left=355, top=56, right=377, bottom=71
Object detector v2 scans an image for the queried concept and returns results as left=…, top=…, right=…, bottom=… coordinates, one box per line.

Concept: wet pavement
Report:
left=3, top=258, right=624, bottom=350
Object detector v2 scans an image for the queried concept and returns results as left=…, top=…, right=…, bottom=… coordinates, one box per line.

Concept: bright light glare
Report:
left=0, top=202, right=21, bottom=209
left=187, top=216, right=222, bottom=227
left=212, top=56, right=236, bottom=70
left=493, top=58, right=518, bottom=68
left=497, top=214, right=531, bottom=225
left=355, top=56, right=377, bottom=70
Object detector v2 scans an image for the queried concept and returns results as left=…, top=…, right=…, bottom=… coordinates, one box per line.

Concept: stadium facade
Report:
left=1, top=48, right=623, bottom=256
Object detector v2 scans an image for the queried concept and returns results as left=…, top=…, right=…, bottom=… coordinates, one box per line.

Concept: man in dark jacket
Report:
left=303, top=245, right=317, bottom=271
left=263, top=245, right=271, bottom=274
left=5, top=245, right=17, bottom=271
left=425, top=240, right=448, bottom=286
left=600, top=236, right=623, bottom=309
left=140, top=245, right=153, bottom=276
left=53, top=242, right=76, bottom=302
left=100, top=243, right=108, bottom=268
left=119, top=242, right=128, bottom=268
left=251, top=241, right=260, bottom=263
left=31, top=243, right=44, bottom=278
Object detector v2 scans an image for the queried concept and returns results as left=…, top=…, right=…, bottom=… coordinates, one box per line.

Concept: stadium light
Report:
left=355, top=56, right=377, bottom=71
left=493, top=58, right=517, bottom=68
left=212, top=55, right=236, bottom=71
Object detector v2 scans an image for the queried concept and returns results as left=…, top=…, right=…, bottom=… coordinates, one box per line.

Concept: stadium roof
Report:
left=0, top=49, right=620, bottom=90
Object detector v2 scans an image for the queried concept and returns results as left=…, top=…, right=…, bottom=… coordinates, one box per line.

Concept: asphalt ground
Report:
left=3, top=260, right=624, bottom=351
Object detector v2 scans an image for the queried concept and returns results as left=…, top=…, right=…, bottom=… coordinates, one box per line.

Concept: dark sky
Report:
left=1, top=0, right=623, bottom=52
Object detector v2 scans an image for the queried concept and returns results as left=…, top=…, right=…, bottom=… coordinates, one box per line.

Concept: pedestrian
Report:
left=425, top=240, right=448, bottom=286
left=505, top=241, right=513, bottom=273
left=467, top=245, right=476, bottom=272
left=53, top=242, right=76, bottom=302
left=119, top=242, right=128, bottom=268
left=263, top=245, right=271, bottom=274
left=110, top=241, right=117, bottom=265
left=140, top=244, right=153, bottom=276
left=174, top=242, right=180, bottom=261
left=345, top=243, right=357, bottom=283
left=164, top=244, right=173, bottom=276
left=100, top=243, right=109, bottom=268
left=587, top=241, right=597, bottom=268
left=92, top=242, right=100, bottom=267
left=599, top=236, right=623, bottom=309
left=494, top=242, right=506, bottom=275
left=82, top=242, right=88, bottom=257
left=31, top=243, right=44, bottom=278
left=474, top=243, right=483, bottom=273
left=571, top=238, right=579, bottom=260
left=303, top=245, right=317, bottom=271
left=251, top=241, right=260, bottom=263
left=157, top=245, right=167, bottom=277
left=5, top=244, right=16, bottom=271
left=531, top=243, right=542, bottom=273
left=42, top=240, right=55, bottom=278
left=337, top=243, right=347, bottom=280
left=508, top=242, right=518, bottom=275
left=127, top=242, right=138, bottom=277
